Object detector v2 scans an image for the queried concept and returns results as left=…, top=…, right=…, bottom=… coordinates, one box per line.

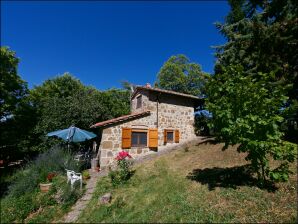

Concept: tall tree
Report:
left=214, top=0, right=298, bottom=141
left=207, top=0, right=298, bottom=183
left=29, top=74, right=130, bottom=151
left=207, top=65, right=296, bottom=183
left=0, top=47, right=35, bottom=161
left=0, top=47, right=28, bottom=120
left=155, top=55, right=209, bottom=96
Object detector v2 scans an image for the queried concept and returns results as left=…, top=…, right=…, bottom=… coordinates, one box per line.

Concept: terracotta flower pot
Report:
left=39, top=183, right=52, bottom=193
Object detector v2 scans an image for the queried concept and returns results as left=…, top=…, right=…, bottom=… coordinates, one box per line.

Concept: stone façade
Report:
left=95, top=87, right=200, bottom=167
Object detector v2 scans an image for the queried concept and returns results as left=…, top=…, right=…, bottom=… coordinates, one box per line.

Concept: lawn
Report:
left=78, top=140, right=297, bottom=223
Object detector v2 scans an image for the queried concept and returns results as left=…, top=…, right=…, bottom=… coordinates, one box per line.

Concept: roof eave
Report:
left=90, top=111, right=151, bottom=128
left=131, top=87, right=202, bottom=100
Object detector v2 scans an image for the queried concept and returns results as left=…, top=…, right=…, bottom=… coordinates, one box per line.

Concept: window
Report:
left=136, top=95, right=142, bottom=109
left=166, top=131, right=174, bottom=143
left=132, top=131, right=147, bottom=147
left=164, top=129, right=179, bottom=145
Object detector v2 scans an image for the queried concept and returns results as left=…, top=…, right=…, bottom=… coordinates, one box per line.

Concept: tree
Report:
left=29, top=74, right=130, bottom=151
left=100, top=88, right=130, bottom=120
left=214, top=0, right=298, bottom=141
left=0, top=47, right=35, bottom=161
left=207, top=0, right=298, bottom=183
left=0, top=47, right=28, bottom=120
left=206, top=65, right=297, bottom=183
left=155, top=55, right=209, bottom=96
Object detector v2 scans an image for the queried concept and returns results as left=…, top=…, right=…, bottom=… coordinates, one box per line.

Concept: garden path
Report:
left=61, top=169, right=109, bottom=223
left=61, top=136, right=206, bottom=223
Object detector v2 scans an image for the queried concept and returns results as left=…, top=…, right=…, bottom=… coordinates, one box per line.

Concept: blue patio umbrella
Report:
left=47, top=125, right=97, bottom=144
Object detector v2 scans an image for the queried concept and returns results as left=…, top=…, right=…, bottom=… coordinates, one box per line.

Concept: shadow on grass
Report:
left=196, top=138, right=219, bottom=146
left=187, top=164, right=277, bottom=192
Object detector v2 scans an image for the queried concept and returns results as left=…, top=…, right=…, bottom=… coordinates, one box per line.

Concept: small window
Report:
left=166, top=131, right=174, bottom=143
left=136, top=95, right=142, bottom=109
left=132, top=131, right=147, bottom=147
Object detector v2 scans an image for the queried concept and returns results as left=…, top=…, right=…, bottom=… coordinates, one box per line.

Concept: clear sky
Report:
left=1, top=1, right=230, bottom=90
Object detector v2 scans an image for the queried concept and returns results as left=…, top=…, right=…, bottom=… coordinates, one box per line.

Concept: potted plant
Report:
left=40, top=172, right=56, bottom=193
left=82, top=170, right=90, bottom=181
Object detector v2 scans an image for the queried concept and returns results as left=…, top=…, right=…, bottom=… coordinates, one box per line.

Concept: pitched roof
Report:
left=131, top=86, right=201, bottom=100
left=90, top=111, right=151, bottom=128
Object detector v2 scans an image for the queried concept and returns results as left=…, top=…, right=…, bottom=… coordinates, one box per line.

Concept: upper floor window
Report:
left=136, top=95, right=142, bottom=109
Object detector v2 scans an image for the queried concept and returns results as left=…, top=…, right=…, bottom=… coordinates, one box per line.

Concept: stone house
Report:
left=90, top=84, right=203, bottom=168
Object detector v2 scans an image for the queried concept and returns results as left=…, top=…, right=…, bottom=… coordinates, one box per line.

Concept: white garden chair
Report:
left=65, top=169, right=82, bottom=190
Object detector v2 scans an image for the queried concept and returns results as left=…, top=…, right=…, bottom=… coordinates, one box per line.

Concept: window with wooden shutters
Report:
left=122, top=128, right=132, bottom=149
left=166, top=131, right=174, bottom=143
left=164, top=129, right=167, bottom=145
left=175, top=130, right=180, bottom=143
left=164, top=129, right=174, bottom=144
left=148, top=128, right=158, bottom=148
left=131, top=131, right=147, bottom=147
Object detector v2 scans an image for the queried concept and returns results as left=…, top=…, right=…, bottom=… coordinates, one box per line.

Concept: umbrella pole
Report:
left=68, top=142, right=70, bottom=154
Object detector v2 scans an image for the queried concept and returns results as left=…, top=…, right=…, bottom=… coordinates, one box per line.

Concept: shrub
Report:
left=82, top=170, right=90, bottom=179
left=8, top=145, right=81, bottom=198
left=0, top=144, right=84, bottom=223
left=0, top=191, right=39, bottom=223
left=0, top=174, right=83, bottom=223
left=50, top=174, right=83, bottom=208
left=109, top=151, right=133, bottom=187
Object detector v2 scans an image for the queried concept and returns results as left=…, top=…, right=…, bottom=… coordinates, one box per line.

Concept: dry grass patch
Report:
left=77, top=141, right=297, bottom=223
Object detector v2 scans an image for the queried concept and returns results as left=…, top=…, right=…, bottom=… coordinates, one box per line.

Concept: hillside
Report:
left=77, top=140, right=297, bottom=223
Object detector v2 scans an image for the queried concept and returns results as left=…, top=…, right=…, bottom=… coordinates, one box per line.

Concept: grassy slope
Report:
left=78, top=142, right=297, bottom=223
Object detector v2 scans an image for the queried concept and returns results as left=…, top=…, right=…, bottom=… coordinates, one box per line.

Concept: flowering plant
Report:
left=46, top=172, right=56, bottom=182
left=115, top=151, right=132, bottom=161
left=109, top=151, right=133, bottom=186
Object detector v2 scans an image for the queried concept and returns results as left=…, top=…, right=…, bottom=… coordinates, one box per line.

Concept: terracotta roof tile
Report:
left=90, top=111, right=151, bottom=128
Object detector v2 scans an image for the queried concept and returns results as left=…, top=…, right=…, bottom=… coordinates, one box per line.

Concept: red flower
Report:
left=115, top=151, right=132, bottom=160
left=47, top=172, right=56, bottom=182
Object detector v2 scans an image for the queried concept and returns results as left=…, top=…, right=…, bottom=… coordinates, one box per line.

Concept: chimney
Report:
left=145, top=83, right=151, bottom=88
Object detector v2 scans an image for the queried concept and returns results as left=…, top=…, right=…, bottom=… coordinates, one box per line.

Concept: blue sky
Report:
left=1, top=1, right=230, bottom=90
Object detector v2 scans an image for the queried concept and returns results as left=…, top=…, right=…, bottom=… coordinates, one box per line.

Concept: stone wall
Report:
left=154, top=93, right=195, bottom=145
left=98, top=89, right=196, bottom=167
left=98, top=114, right=154, bottom=167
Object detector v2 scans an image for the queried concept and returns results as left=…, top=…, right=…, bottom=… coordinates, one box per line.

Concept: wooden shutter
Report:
left=164, top=129, right=167, bottom=145
left=122, top=128, right=132, bottom=149
left=148, top=128, right=158, bottom=149
left=175, top=130, right=180, bottom=143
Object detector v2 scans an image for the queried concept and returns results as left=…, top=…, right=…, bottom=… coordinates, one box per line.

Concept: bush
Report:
left=0, top=174, right=83, bottom=223
left=1, top=192, right=38, bottom=223
left=82, top=170, right=90, bottom=179
left=0, top=146, right=84, bottom=223
left=194, top=111, right=212, bottom=136
left=8, top=145, right=81, bottom=198
left=109, top=151, right=133, bottom=187
left=50, top=175, right=83, bottom=208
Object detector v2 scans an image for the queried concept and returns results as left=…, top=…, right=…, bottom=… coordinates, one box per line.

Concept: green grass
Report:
left=78, top=142, right=297, bottom=223
left=0, top=175, right=84, bottom=223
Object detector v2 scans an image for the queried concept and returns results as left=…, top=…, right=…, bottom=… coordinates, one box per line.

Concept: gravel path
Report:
left=61, top=136, right=206, bottom=223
